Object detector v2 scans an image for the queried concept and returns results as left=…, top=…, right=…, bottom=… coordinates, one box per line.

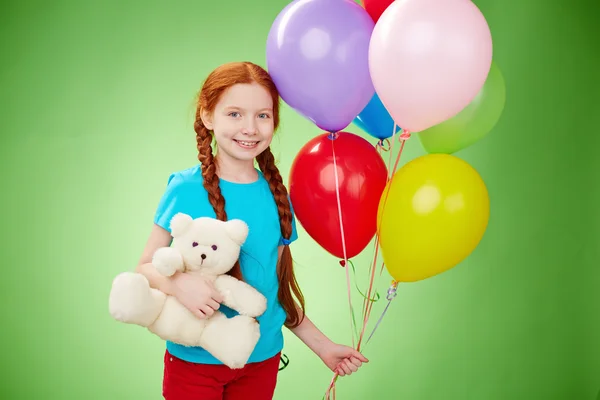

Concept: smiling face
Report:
left=201, top=82, right=275, bottom=163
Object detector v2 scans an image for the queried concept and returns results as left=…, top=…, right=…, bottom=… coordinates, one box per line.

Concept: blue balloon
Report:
left=353, top=92, right=400, bottom=140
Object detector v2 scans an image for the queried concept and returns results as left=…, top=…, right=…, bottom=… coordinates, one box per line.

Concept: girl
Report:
left=134, top=61, right=368, bottom=400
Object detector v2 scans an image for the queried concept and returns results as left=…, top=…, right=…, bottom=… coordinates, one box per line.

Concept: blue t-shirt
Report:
left=153, top=164, right=298, bottom=365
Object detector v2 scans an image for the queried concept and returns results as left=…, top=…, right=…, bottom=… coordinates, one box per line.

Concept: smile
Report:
left=234, top=139, right=260, bottom=149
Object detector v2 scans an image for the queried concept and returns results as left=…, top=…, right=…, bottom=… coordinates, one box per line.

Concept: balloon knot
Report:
left=327, top=131, right=340, bottom=140
left=399, top=131, right=411, bottom=140
left=339, top=260, right=346, bottom=267
left=376, top=138, right=391, bottom=151
left=386, top=281, right=399, bottom=301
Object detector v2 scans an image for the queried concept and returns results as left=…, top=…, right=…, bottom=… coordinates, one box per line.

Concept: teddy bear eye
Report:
left=192, top=242, right=198, bottom=247
left=211, top=245, right=217, bottom=251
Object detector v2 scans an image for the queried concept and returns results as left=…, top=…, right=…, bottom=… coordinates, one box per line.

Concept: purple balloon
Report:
left=266, top=0, right=375, bottom=133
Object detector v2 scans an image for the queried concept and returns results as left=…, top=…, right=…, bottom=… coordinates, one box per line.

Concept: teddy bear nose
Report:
left=201, top=254, right=206, bottom=260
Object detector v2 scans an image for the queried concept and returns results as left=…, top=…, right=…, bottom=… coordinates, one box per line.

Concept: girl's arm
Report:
left=288, top=302, right=333, bottom=358
left=287, top=300, right=367, bottom=376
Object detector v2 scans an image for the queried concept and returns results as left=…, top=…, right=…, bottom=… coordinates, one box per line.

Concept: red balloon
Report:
left=289, top=131, right=388, bottom=259
left=362, top=0, right=394, bottom=22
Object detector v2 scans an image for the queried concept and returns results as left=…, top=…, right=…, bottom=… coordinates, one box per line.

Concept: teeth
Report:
left=237, top=141, right=257, bottom=146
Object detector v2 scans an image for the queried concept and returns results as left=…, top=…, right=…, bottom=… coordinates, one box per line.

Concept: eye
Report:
left=192, top=242, right=198, bottom=247
left=228, top=111, right=240, bottom=118
left=258, top=113, right=270, bottom=119
left=211, top=245, right=217, bottom=251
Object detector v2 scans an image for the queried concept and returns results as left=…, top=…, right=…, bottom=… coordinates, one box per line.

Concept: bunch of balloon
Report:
left=265, top=0, right=497, bottom=397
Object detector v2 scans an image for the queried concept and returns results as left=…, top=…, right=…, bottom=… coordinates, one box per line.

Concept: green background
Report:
left=1, top=0, right=599, bottom=399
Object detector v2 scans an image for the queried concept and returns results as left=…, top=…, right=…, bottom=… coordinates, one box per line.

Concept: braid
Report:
left=194, top=115, right=243, bottom=281
left=256, top=148, right=293, bottom=236
left=194, top=117, right=227, bottom=221
left=257, top=147, right=306, bottom=328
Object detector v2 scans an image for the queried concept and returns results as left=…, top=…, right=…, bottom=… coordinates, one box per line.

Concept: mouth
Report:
left=234, top=139, right=260, bottom=149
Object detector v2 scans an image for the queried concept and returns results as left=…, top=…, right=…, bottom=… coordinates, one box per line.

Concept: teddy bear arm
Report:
left=152, top=247, right=185, bottom=277
left=214, top=275, right=267, bottom=317
left=213, top=275, right=242, bottom=310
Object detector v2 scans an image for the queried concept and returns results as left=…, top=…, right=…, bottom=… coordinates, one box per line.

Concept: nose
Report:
left=241, top=119, right=257, bottom=135
left=201, top=254, right=206, bottom=260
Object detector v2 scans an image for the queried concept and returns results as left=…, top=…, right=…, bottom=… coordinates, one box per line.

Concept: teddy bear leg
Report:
left=109, top=272, right=166, bottom=327
left=199, top=313, right=261, bottom=369
left=147, top=296, right=209, bottom=347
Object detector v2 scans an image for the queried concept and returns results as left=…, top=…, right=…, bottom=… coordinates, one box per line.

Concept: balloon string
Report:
left=348, top=259, right=380, bottom=303
left=361, top=244, right=379, bottom=320
left=357, top=235, right=394, bottom=352
left=325, top=272, right=396, bottom=398
left=325, top=135, right=363, bottom=400
left=358, top=126, right=410, bottom=354
left=330, top=136, right=355, bottom=348
left=365, top=124, right=401, bottom=331
left=364, top=281, right=399, bottom=345
left=359, top=125, right=398, bottom=340
left=324, top=372, right=339, bottom=400
left=377, top=128, right=411, bottom=236
left=392, top=129, right=411, bottom=176
left=325, top=242, right=385, bottom=399
left=387, top=126, right=398, bottom=180
left=325, top=128, right=411, bottom=399
left=360, top=127, right=410, bottom=352
left=356, top=236, right=381, bottom=351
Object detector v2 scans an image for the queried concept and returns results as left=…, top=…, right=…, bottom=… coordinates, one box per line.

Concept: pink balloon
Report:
left=368, top=0, right=493, bottom=132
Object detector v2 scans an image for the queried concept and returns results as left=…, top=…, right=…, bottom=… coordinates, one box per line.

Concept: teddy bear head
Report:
left=169, top=213, right=249, bottom=275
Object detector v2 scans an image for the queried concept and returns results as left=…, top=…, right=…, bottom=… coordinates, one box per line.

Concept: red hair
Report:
left=193, top=61, right=305, bottom=328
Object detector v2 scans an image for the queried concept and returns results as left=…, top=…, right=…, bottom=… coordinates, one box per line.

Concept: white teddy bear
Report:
left=108, top=213, right=267, bottom=369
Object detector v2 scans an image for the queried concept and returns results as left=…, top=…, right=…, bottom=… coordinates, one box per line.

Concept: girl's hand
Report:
left=169, top=272, right=223, bottom=319
left=319, top=343, right=369, bottom=376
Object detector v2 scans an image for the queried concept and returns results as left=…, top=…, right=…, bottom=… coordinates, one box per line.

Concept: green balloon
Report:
left=418, top=61, right=506, bottom=154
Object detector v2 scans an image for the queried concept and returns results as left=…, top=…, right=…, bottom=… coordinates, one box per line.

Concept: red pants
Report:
left=162, top=350, right=281, bottom=400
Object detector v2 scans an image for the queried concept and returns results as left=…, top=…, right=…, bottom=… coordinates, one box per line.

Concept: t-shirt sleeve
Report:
left=280, top=196, right=299, bottom=246
left=153, top=172, right=186, bottom=234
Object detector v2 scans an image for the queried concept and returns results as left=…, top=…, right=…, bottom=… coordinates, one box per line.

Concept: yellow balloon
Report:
left=377, top=154, right=490, bottom=282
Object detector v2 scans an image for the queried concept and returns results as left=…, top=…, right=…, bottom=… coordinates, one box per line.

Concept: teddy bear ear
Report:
left=224, top=219, right=249, bottom=246
left=170, top=213, right=193, bottom=237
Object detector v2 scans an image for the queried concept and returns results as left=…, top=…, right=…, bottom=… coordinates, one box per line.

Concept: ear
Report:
left=224, top=219, right=249, bottom=246
left=170, top=213, right=193, bottom=237
left=200, top=108, right=214, bottom=130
